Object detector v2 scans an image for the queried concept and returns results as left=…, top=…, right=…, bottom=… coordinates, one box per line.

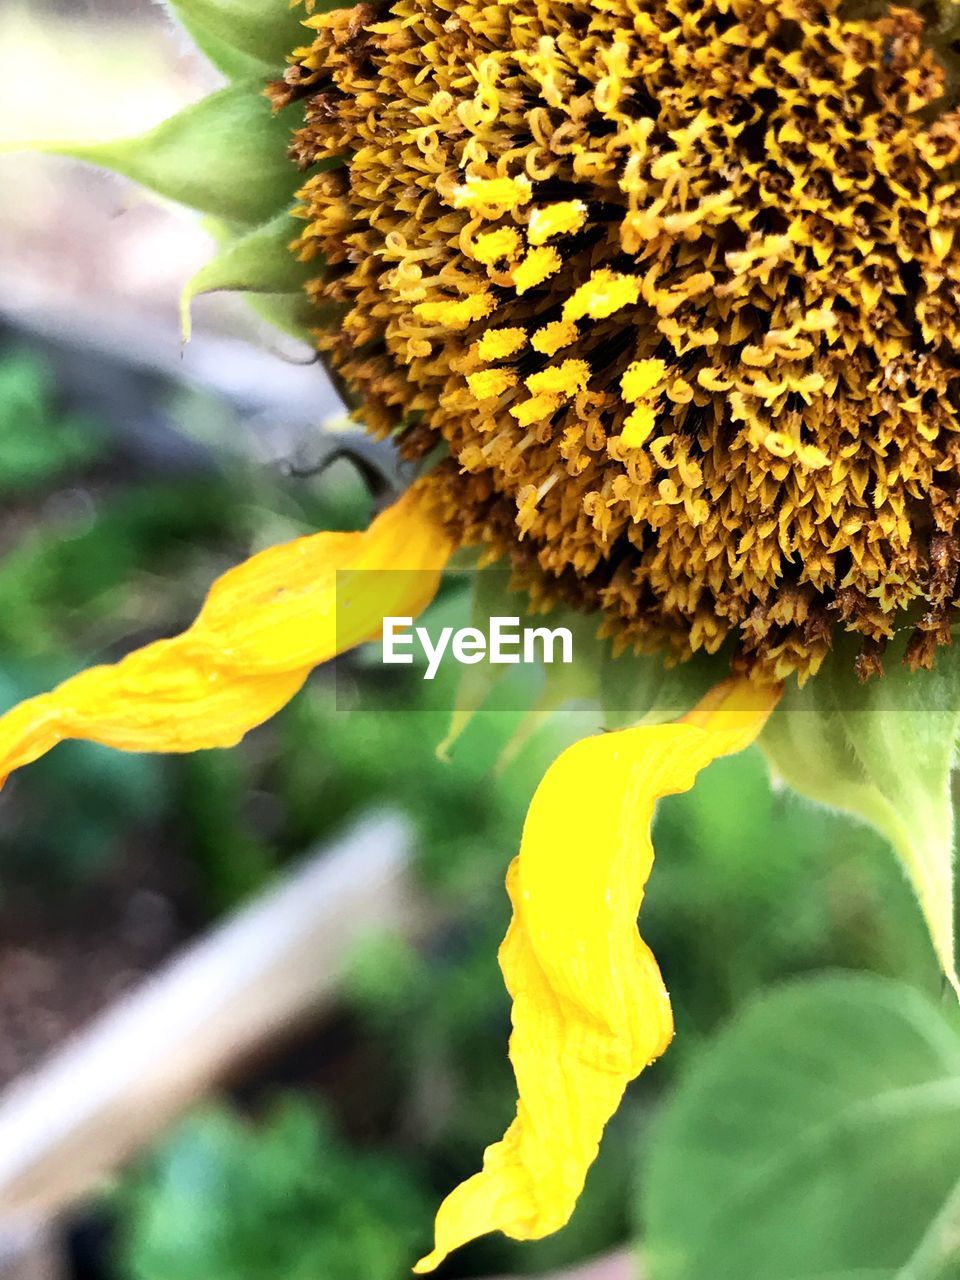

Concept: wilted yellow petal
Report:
left=414, top=675, right=781, bottom=1273
left=0, top=485, right=451, bottom=786
left=195, top=485, right=451, bottom=671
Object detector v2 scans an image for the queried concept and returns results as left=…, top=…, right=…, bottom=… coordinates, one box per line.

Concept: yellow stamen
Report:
left=414, top=293, right=496, bottom=328
left=510, top=392, right=562, bottom=427
left=620, top=403, right=657, bottom=447
left=468, top=369, right=517, bottom=400
left=472, top=227, right=522, bottom=265
left=563, top=269, right=642, bottom=322
left=621, top=358, right=667, bottom=402
left=531, top=319, right=578, bottom=356
left=453, top=175, right=532, bottom=214
left=512, top=245, right=563, bottom=294
left=525, top=359, right=591, bottom=398
left=527, top=200, right=588, bottom=246
left=475, top=328, right=528, bottom=361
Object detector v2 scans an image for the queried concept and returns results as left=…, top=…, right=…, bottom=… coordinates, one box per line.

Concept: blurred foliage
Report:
left=117, top=1098, right=429, bottom=1280
left=0, top=342, right=953, bottom=1279
left=0, top=350, right=105, bottom=494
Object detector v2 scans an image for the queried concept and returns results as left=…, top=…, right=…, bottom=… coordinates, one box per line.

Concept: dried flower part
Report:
left=0, top=486, right=452, bottom=787
left=414, top=675, right=780, bottom=1272
left=271, top=0, right=960, bottom=680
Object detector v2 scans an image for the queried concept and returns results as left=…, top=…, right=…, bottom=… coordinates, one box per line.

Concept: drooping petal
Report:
left=414, top=676, right=781, bottom=1273
left=0, top=485, right=452, bottom=787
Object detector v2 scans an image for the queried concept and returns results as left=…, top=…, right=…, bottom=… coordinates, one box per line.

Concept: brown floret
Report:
left=275, top=0, right=960, bottom=680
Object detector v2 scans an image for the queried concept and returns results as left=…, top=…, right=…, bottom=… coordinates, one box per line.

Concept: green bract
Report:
left=165, top=0, right=312, bottom=76
left=761, top=638, right=960, bottom=995
left=182, top=209, right=322, bottom=341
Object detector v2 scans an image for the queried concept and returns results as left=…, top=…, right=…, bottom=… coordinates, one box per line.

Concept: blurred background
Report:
left=0, top=3, right=956, bottom=1279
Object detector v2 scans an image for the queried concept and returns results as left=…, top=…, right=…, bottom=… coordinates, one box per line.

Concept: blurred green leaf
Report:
left=642, top=973, right=960, bottom=1280
left=118, top=1097, right=430, bottom=1280
left=0, top=351, right=105, bottom=493
left=761, top=636, right=960, bottom=994
left=0, top=481, right=241, bottom=656
left=178, top=750, right=277, bottom=911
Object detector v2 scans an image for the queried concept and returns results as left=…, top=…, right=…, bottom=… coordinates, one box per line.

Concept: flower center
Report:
left=272, top=0, right=960, bottom=681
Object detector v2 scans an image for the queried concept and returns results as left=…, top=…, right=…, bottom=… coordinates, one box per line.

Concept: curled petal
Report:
left=195, top=487, right=451, bottom=672
left=415, top=676, right=781, bottom=1273
left=0, top=485, right=452, bottom=786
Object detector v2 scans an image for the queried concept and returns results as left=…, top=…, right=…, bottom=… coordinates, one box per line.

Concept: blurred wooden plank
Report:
left=476, top=1248, right=638, bottom=1280
left=0, top=813, right=420, bottom=1225
left=0, top=1224, right=64, bottom=1280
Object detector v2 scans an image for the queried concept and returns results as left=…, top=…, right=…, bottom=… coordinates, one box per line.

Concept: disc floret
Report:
left=272, top=0, right=960, bottom=681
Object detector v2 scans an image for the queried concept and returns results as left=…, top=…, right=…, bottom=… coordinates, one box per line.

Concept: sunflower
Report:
left=5, top=0, right=960, bottom=1267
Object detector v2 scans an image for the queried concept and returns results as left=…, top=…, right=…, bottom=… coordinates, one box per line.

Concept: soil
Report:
left=0, top=840, right=200, bottom=1090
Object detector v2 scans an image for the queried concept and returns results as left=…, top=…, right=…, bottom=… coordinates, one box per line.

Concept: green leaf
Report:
left=181, top=208, right=317, bottom=338
left=118, top=1097, right=429, bottom=1280
left=164, top=0, right=311, bottom=73
left=642, top=973, right=960, bottom=1280
left=760, top=635, right=960, bottom=995
left=14, top=83, right=301, bottom=225
left=0, top=351, right=107, bottom=493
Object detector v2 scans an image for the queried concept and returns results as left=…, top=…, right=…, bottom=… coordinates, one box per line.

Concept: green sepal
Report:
left=164, top=0, right=311, bottom=73
left=181, top=208, right=317, bottom=339
left=245, top=290, right=323, bottom=343
left=13, top=83, right=302, bottom=226
left=436, top=567, right=539, bottom=760
left=437, top=568, right=735, bottom=760
left=760, top=634, right=960, bottom=995
left=178, top=22, right=271, bottom=79
left=600, top=643, right=729, bottom=728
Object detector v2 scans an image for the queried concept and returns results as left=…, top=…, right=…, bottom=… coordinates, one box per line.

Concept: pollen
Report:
left=273, top=0, right=960, bottom=682
left=528, top=201, right=588, bottom=246
left=563, top=271, right=643, bottom=323
left=476, top=328, right=528, bottom=361
left=622, top=360, right=667, bottom=404
left=621, top=405, right=658, bottom=450
left=467, top=369, right=517, bottom=400
left=512, top=245, right=564, bottom=294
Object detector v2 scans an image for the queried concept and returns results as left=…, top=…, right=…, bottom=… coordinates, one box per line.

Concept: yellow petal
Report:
left=0, top=484, right=451, bottom=786
left=195, top=485, right=451, bottom=671
left=414, top=675, right=781, bottom=1273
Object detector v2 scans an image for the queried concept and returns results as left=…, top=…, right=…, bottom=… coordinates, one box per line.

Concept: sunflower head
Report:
left=266, top=0, right=960, bottom=684
left=4, top=0, right=960, bottom=1271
